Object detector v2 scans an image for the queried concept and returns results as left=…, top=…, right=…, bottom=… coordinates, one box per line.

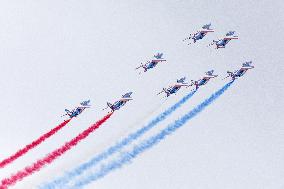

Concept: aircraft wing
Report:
left=120, top=98, right=133, bottom=102
left=152, top=59, right=166, bottom=63
left=224, top=37, right=238, bottom=40
left=200, top=30, right=214, bottom=33
left=174, top=84, right=189, bottom=87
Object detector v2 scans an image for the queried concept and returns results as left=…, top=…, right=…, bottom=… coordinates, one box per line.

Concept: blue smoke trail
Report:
left=40, top=91, right=196, bottom=189
left=69, top=81, right=233, bottom=189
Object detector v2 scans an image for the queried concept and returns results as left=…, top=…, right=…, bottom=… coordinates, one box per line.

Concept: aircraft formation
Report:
left=0, top=23, right=256, bottom=189
left=62, top=23, right=254, bottom=118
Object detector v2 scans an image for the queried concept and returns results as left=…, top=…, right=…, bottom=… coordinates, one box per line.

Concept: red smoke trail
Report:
left=0, top=119, right=72, bottom=169
left=0, top=113, right=113, bottom=189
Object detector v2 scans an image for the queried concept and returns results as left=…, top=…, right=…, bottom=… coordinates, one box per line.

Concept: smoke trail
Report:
left=0, top=119, right=72, bottom=169
left=40, top=91, right=196, bottom=189
left=70, top=82, right=233, bottom=189
left=0, top=113, right=113, bottom=189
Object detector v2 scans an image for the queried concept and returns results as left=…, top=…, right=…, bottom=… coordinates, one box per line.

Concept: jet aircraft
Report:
left=209, top=31, right=238, bottom=49
left=135, top=53, right=166, bottom=73
left=62, top=100, right=91, bottom=119
left=103, top=92, right=133, bottom=112
left=224, top=61, right=254, bottom=80
left=183, top=23, right=214, bottom=44
left=157, top=77, right=190, bottom=97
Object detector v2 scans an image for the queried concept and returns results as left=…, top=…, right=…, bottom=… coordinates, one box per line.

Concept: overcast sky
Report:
left=0, top=0, right=283, bottom=188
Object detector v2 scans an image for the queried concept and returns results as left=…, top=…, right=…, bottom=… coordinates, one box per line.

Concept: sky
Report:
left=0, top=0, right=283, bottom=188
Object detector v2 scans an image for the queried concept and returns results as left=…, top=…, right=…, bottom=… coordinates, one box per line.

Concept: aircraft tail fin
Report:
left=80, top=100, right=91, bottom=107
left=122, top=92, right=133, bottom=98
left=202, top=23, right=211, bottom=30
left=205, top=70, right=214, bottom=76
left=177, top=77, right=186, bottom=84
left=154, top=53, right=163, bottom=59
left=226, top=31, right=235, bottom=36
left=242, top=61, right=253, bottom=68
